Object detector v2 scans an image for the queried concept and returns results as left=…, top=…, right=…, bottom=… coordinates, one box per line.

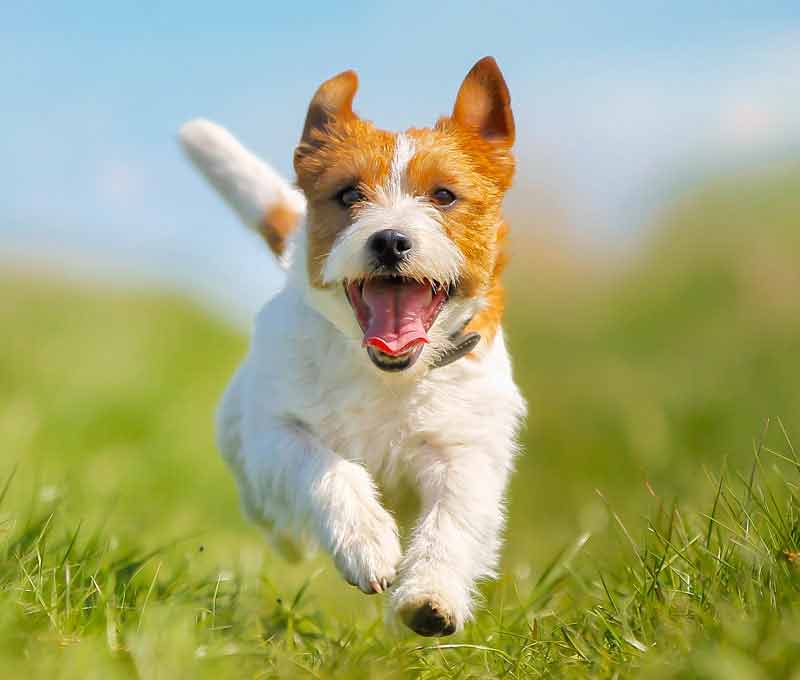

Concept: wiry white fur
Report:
left=322, top=198, right=463, bottom=288
left=178, top=119, right=306, bottom=267
left=217, top=273, right=525, bottom=623
left=387, top=133, right=416, bottom=197
left=192, top=123, right=526, bottom=633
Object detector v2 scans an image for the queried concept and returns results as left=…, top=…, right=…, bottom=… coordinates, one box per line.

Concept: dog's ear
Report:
left=451, top=57, right=514, bottom=147
left=297, top=70, right=359, bottom=151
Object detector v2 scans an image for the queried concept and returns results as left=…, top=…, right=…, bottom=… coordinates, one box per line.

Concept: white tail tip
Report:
left=179, top=118, right=305, bottom=261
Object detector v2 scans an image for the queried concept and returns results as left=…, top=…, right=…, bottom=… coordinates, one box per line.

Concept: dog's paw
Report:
left=391, top=573, right=471, bottom=636
left=395, top=594, right=457, bottom=636
left=332, top=504, right=402, bottom=595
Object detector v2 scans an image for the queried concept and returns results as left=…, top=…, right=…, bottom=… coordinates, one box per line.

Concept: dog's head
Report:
left=294, top=57, right=515, bottom=373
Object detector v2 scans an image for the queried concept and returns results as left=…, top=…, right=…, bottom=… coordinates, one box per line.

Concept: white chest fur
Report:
left=217, top=280, right=525, bottom=634
left=243, top=284, right=522, bottom=481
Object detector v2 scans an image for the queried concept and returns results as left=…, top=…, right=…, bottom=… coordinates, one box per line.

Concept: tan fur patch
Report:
left=406, top=123, right=513, bottom=299
left=465, top=221, right=509, bottom=347
left=259, top=202, right=302, bottom=257
left=295, top=118, right=395, bottom=287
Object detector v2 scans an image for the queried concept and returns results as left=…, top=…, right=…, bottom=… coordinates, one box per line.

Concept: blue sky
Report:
left=3, top=2, right=799, bottom=320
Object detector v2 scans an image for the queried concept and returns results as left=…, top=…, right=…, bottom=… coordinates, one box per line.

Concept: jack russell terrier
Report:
left=179, top=56, right=525, bottom=637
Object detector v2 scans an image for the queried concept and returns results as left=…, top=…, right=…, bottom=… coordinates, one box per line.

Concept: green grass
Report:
left=2, top=161, right=800, bottom=678
left=3, top=435, right=799, bottom=679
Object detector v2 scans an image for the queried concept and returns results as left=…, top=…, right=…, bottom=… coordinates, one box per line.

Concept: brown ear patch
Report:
left=297, top=70, right=359, bottom=156
left=452, top=56, right=515, bottom=146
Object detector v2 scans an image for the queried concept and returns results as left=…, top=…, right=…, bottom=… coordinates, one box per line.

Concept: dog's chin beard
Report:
left=344, top=276, right=450, bottom=373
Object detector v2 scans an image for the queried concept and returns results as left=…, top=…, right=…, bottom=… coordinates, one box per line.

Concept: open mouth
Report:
left=345, top=276, right=449, bottom=371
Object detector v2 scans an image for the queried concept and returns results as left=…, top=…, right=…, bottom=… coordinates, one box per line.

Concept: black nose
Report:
left=367, top=229, right=413, bottom=268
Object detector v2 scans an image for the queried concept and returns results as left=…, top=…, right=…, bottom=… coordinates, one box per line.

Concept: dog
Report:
left=179, top=57, right=525, bottom=637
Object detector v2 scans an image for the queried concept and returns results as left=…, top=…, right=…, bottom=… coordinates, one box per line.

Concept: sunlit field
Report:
left=2, top=161, right=799, bottom=678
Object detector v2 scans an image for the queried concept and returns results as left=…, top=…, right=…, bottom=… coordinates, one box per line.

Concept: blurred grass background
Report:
left=1, top=159, right=799, bottom=677
left=505, top=160, right=800, bottom=561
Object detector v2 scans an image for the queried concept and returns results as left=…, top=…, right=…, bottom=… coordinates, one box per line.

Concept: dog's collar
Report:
left=430, top=317, right=481, bottom=369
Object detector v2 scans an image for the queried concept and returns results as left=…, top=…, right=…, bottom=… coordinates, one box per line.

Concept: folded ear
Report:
left=452, top=57, right=514, bottom=146
left=299, top=70, right=359, bottom=148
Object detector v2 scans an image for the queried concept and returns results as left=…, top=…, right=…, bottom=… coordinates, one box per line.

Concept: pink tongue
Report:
left=361, top=279, right=432, bottom=356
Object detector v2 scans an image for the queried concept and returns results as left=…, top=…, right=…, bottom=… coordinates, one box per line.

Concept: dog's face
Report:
left=294, top=58, right=515, bottom=373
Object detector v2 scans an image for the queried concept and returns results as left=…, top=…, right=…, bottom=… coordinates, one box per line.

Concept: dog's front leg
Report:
left=391, top=446, right=512, bottom=635
left=240, top=421, right=401, bottom=594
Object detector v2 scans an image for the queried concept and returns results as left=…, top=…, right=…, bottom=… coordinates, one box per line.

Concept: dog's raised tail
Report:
left=179, top=118, right=306, bottom=263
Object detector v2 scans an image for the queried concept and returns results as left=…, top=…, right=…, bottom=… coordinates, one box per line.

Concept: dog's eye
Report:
left=335, top=186, right=364, bottom=208
left=431, top=188, right=457, bottom=207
